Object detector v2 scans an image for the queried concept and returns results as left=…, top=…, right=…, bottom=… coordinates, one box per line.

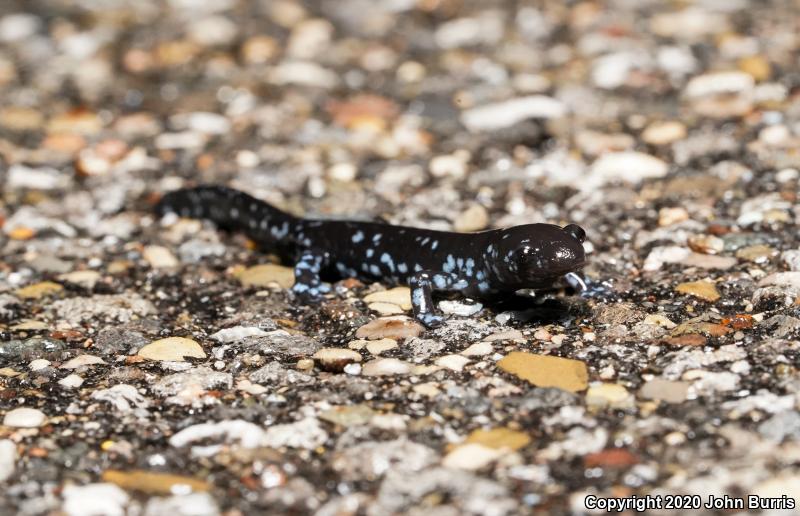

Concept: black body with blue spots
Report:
left=156, top=186, right=587, bottom=327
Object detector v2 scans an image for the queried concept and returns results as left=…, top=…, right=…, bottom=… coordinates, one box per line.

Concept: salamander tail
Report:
left=155, top=185, right=300, bottom=245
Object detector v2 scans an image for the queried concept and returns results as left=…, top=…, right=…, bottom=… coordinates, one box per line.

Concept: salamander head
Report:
left=489, top=223, right=586, bottom=288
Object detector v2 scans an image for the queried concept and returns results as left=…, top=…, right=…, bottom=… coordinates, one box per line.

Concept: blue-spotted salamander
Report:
left=156, top=185, right=587, bottom=327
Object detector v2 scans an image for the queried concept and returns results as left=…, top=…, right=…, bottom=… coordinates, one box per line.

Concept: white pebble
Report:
left=58, top=374, right=84, bottom=389
left=0, top=440, right=16, bottom=482
left=460, top=96, right=566, bottom=132
left=62, top=483, right=129, bottom=516
left=3, top=407, right=46, bottom=428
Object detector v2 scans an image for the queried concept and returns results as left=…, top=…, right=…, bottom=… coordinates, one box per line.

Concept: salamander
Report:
left=156, top=185, right=588, bottom=327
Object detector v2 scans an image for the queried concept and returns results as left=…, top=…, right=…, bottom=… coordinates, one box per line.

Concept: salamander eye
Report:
left=563, top=224, right=585, bottom=243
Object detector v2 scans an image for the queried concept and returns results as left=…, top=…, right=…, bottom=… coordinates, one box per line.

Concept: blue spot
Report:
left=352, top=231, right=364, bottom=243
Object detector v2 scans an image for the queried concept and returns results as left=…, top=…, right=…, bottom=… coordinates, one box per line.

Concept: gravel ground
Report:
left=1, top=1, right=800, bottom=515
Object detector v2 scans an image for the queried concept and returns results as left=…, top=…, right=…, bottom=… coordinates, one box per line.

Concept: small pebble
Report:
left=312, top=348, right=362, bottom=372
left=138, top=337, right=206, bottom=362
left=362, top=358, right=413, bottom=376
left=460, top=95, right=566, bottom=132
left=675, top=280, right=720, bottom=302
left=237, top=264, right=295, bottom=289
left=498, top=352, right=588, bottom=392
left=142, top=246, right=179, bottom=268
left=3, top=407, right=46, bottom=428
left=435, top=354, right=470, bottom=372
left=453, top=205, right=489, bottom=232
left=365, top=339, right=398, bottom=355
left=355, top=317, right=424, bottom=341
left=642, top=121, right=687, bottom=145
left=461, top=341, right=493, bottom=356
left=58, top=374, right=85, bottom=389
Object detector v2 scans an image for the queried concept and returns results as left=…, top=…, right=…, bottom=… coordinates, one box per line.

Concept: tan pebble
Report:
left=464, top=427, right=531, bottom=451
left=641, top=121, right=686, bottom=146
left=0, top=368, right=21, bottom=378
left=355, top=316, right=424, bottom=341
left=8, top=227, right=36, bottom=240
left=643, top=314, right=676, bottom=329
left=367, top=302, right=404, bottom=315
left=0, top=106, right=44, bottom=131
left=267, top=0, right=307, bottom=27
left=312, top=348, right=362, bottom=372
left=442, top=443, right=504, bottom=471
left=533, top=328, right=551, bottom=341
left=363, top=287, right=412, bottom=310
left=11, top=320, right=48, bottom=331
left=57, top=270, right=102, bottom=289
left=102, top=470, right=209, bottom=495
left=429, top=151, right=469, bottom=179
left=585, top=383, right=634, bottom=409
left=143, top=246, right=179, bottom=268
left=498, top=352, right=588, bottom=392
left=435, top=354, right=470, bottom=372
left=675, top=280, right=720, bottom=302
left=47, top=109, right=103, bottom=135
left=575, top=130, right=634, bottom=156
left=60, top=355, right=105, bottom=369
left=550, top=334, right=567, bottom=346
left=412, top=364, right=440, bottom=375
left=318, top=404, right=375, bottom=427
left=108, top=260, right=134, bottom=274
left=296, top=358, right=314, bottom=370
left=461, top=341, right=493, bottom=356
left=739, top=55, right=771, bottom=82
left=483, top=329, right=525, bottom=342
left=453, top=205, right=489, bottom=232
left=241, top=35, right=278, bottom=64
left=639, top=378, right=689, bottom=403
left=671, top=321, right=731, bottom=337
left=397, top=61, right=426, bottom=83
left=413, top=383, right=440, bottom=397
left=237, top=263, right=295, bottom=289
left=687, top=234, right=725, bottom=255
left=365, top=339, right=398, bottom=355
left=347, top=339, right=368, bottom=350
left=15, top=281, right=63, bottom=300
left=137, top=337, right=206, bottom=362
left=735, top=244, right=777, bottom=263
left=658, top=207, right=689, bottom=227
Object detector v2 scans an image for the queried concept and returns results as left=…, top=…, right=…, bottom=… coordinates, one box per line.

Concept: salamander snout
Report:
left=563, top=223, right=585, bottom=243
left=493, top=223, right=587, bottom=288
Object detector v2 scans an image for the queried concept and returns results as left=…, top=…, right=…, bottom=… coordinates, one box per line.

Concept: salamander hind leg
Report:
left=408, top=270, right=467, bottom=328
left=291, top=250, right=331, bottom=302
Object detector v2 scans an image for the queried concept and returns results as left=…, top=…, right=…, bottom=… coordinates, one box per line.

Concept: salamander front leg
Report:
left=408, top=270, right=467, bottom=328
left=291, top=250, right=331, bottom=301
left=564, top=272, right=613, bottom=300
